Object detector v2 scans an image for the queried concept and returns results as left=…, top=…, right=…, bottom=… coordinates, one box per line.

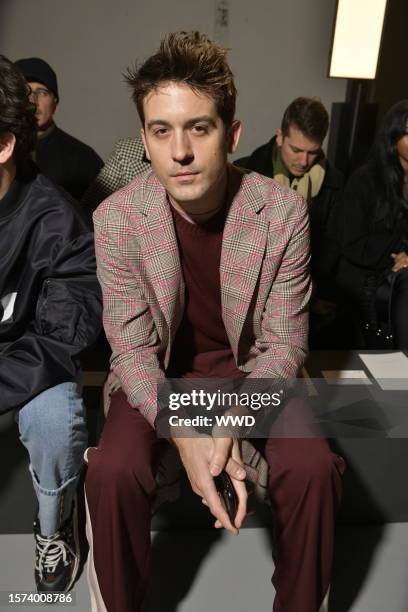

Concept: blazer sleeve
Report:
left=246, top=194, right=311, bottom=380
left=93, top=204, right=165, bottom=427
left=0, top=231, right=102, bottom=414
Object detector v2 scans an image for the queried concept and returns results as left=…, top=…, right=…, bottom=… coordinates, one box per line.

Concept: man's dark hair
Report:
left=281, top=97, right=329, bottom=143
left=125, top=31, right=237, bottom=128
left=0, top=55, right=37, bottom=164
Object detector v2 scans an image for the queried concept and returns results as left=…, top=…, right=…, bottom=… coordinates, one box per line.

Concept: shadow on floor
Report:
left=145, top=528, right=222, bottom=612
left=329, top=523, right=385, bottom=612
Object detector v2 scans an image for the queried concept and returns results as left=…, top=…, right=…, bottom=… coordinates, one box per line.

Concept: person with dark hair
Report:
left=236, top=98, right=344, bottom=344
left=0, top=55, right=102, bottom=592
left=14, top=57, right=103, bottom=200
left=84, top=32, right=344, bottom=612
left=338, top=99, right=408, bottom=348
left=235, top=97, right=332, bottom=199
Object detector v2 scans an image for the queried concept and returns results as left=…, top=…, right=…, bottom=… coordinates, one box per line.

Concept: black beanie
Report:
left=14, top=57, right=59, bottom=101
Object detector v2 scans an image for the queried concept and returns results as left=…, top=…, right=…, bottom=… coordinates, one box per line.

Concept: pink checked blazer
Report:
left=93, top=165, right=311, bottom=427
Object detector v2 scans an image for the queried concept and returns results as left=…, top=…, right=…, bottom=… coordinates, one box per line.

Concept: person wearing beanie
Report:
left=15, top=57, right=103, bottom=200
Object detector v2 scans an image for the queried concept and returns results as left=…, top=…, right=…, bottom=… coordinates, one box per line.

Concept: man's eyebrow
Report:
left=146, top=119, right=171, bottom=130
left=290, top=144, right=321, bottom=153
left=146, top=115, right=216, bottom=130
left=184, top=115, right=216, bottom=127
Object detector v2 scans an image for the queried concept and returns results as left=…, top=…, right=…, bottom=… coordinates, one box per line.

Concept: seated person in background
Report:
left=338, top=100, right=408, bottom=349
left=14, top=57, right=103, bottom=200
left=0, top=56, right=102, bottom=592
left=81, top=136, right=150, bottom=216
left=235, top=98, right=344, bottom=344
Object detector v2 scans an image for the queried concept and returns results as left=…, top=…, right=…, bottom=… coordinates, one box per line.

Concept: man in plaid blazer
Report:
left=85, top=32, right=344, bottom=612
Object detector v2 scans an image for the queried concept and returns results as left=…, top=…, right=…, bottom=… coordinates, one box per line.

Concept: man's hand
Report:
left=209, top=436, right=248, bottom=531
left=171, top=434, right=247, bottom=534
left=391, top=251, right=408, bottom=272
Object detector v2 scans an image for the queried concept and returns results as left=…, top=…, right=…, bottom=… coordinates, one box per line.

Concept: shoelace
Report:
left=34, top=531, right=76, bottom=581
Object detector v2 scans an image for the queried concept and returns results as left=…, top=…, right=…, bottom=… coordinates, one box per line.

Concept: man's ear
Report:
left=227, top=120, right=242, bottom=154
left=140, top=128, right=151, bottom=161
left=276, top=128, right=283, bottom=147
left=0, top=133, right=16, bottom=164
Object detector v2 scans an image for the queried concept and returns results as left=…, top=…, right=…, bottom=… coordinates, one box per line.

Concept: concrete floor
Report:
left=1, top=524, right=408, bottom=612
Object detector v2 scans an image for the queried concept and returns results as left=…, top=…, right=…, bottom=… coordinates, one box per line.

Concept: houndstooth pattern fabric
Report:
left=94, top=164, right=311, bottom=428
left=81, top=137, right=150, bottom=214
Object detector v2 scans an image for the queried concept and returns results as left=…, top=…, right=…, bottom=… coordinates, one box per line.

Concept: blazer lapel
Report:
left=220, top=171, right=269, bottom=357
left=135, top=173, right=184, bottom=342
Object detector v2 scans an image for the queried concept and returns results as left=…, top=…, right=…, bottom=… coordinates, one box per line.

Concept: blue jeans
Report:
left=15, top=382, right=87, bottom=536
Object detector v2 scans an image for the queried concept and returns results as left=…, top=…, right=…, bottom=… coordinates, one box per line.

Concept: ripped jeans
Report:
left=15, top=382, right=87, bottom=536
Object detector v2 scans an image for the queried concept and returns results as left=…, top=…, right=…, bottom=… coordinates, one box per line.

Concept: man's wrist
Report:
left=170, top=425, right=205, bottom=447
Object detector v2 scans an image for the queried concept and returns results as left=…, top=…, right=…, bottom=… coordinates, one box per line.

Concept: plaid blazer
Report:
left=94, top=164, right=311, bottom=428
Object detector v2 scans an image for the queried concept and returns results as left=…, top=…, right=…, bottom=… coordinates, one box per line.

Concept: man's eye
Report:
left=192, top=125, right=208, bottom=134
left=154, top=128, right=168, bottom=136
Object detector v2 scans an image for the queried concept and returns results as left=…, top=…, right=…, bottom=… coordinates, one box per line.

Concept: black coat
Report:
left=36, top=125, right=103, bottom=200
left=0, top=166, right=102, bottom=414
left=337, top=164, right=406, bottom=316
left=235, top=137, right=344, bottom=298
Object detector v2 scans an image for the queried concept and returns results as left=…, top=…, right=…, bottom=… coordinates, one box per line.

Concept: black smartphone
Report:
left=214, top=471, right=238, bottom=524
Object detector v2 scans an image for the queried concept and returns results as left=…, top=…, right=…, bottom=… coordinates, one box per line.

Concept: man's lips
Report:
left=171, top=172, right=200, bottom=183
left=172, top=171, right=198, bottom=177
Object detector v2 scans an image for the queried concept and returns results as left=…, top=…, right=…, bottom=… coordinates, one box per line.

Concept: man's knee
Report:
left=18, top=382, right=86, bottom=457
left=85, top=446, right=156, bottom=498
left=270, top=440, right=344, bottom=491
left=18, top=382, right=85, bottom=452
left=298, top=446, right=340, bottom=486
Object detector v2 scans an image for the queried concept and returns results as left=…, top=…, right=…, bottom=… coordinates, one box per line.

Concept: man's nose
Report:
left=29, top=92, right=39, bottom=106
left=299, top=152, right=308, bottom=167
left=171, top=132, right=193, bottom=163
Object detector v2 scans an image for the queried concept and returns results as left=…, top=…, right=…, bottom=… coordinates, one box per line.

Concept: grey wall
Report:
left=0, top=0, right=347, bottom=161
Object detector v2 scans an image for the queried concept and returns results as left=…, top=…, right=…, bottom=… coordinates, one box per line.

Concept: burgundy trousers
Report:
left=85, top=390, right=345, bottom=612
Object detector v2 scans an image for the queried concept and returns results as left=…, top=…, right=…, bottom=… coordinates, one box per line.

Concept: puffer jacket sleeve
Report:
left=0, top=230, right=102, bottom=414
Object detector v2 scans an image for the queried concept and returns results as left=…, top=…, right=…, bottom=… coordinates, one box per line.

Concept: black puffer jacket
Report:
left=0, top=165, right=102, bottom=414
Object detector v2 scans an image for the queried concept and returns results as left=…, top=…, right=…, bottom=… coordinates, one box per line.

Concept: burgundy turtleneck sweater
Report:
left=166, top=204, right=245, bottom=380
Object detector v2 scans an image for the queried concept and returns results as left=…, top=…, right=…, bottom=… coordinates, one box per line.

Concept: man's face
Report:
left=28, top=81, right=57, bottom=131
left=141, top=82, right=241, bottom=210
left=276, top=126, right=322, bottom=177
